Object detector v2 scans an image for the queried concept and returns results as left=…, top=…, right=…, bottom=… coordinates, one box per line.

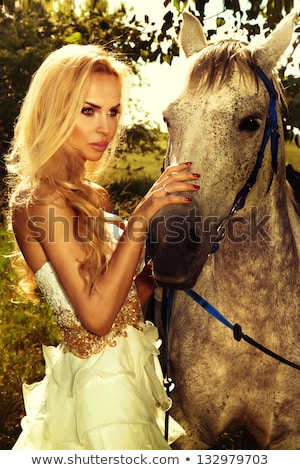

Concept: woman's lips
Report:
left=90, top=141, right=108, bottom=152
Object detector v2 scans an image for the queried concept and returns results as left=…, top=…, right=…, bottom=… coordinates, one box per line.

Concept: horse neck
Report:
left=198, top=175, right=300, bottom=326
left=215, top=169, right=299, bottom=279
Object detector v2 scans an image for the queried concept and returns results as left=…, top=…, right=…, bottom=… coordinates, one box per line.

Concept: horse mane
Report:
left=188, top=39, right=284, bottom=102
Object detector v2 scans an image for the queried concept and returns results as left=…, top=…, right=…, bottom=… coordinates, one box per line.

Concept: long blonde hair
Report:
left=6, top=44, right=132, bottom=296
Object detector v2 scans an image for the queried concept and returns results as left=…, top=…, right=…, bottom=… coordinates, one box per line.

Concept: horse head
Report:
left=147, top=11, right=297, bottom=290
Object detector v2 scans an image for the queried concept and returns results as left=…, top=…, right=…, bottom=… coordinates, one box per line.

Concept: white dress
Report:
left=13, top=221, right=185, bottom=450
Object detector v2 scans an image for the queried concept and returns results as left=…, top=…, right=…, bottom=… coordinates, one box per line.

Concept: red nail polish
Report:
left=184, top=161, right=192, bottom=166
left=193, top=173, right=201, bottom=178
left=193, top=184, right=200, bottom=189
left=185, top=197, right=193, bottom=202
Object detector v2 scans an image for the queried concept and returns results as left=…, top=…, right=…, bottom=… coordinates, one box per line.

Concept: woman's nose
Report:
left=96, top=115, right=109, bottom=135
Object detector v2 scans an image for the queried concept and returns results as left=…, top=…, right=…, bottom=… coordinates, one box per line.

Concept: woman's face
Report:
left=68, top=72, right=121, bottom=161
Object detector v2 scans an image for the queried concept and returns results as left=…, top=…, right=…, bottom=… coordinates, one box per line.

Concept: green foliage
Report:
left=0, top=4, right=158, bottom=154
left=123, top=125, right=165, bottom=154
left=161, top=0, right=297, bottom=51
left=104, top=130, right=166, bottom=218
left=0, top=9, right=57, bottom=156
left=283, top=74, right=300, bottom=144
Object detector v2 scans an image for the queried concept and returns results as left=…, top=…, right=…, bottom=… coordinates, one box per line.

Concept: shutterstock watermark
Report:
left=148, top=206, right=272, bottom=245
left=25, top=206, right=272, bottom=245
left=223, top=206, right=272, bottom=244
left=26, top=208, right=109, bottom=243
left=25, top=208, right=149, bottom=244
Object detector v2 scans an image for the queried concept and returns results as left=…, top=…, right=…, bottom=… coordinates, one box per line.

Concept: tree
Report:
left=0, top=1, right=160, bottom=159
left=160, top=0, right=297, bottom=43
left=0, top=0, right=299, bottom=166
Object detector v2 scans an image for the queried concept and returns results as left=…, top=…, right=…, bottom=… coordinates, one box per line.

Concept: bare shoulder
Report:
left=11, top=201, right=49, bottom=274
left=12, top=192, right=78, bottom=273
left=13, top=194, right=72, bottom=225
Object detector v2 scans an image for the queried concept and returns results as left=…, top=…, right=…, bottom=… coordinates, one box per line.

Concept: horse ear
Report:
left=180, top=12, right=207, bottom=58
left=252, top=11, right=298, bottom=72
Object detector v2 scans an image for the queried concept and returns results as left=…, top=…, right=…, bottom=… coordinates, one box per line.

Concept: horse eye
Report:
left=239, top=117, right=260, bottom=132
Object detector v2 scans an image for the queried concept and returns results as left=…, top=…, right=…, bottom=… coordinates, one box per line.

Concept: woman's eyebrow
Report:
left=84, top=101, right=121, bottom=110
left=84, top=101, right=100, bottom=109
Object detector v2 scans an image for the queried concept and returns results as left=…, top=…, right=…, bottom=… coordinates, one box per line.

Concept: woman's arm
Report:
left=13, top=163, right=199, bottom=336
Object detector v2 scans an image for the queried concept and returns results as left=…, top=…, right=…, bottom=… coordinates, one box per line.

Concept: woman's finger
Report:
left=160, top=181, right=200, bottom=196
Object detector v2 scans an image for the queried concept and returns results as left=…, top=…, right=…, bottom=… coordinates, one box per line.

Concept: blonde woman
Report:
left=6, top=44, right=200, bottom=450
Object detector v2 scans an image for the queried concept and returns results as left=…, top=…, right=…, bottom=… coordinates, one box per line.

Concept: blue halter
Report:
left=231, top=66, right=280, bottom=211
left=211, top=66, right=280, bottom=253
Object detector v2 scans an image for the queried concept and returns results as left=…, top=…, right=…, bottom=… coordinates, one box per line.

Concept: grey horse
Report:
left=147, top=11, right=300, bottom=449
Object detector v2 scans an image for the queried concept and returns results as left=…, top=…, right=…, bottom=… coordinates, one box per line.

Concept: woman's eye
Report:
left=239, top=117, right=260, bottom=132
left=81, top=107, right=94, bottom=116
left=107, top=108, right=120, bottom=117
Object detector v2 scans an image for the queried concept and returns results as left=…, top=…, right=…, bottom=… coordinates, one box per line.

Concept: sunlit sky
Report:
left=106, top=0, right=300, bottom=127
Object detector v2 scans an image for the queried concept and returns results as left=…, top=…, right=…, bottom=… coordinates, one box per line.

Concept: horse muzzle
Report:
left=147, top=204, right=216, bottom=290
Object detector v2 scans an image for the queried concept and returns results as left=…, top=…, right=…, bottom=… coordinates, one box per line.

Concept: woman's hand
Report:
left=130, top=161, right=200, bottom=229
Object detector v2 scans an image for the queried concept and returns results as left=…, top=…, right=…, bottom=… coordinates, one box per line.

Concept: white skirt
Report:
left=13, top=321, right=185, bottom=450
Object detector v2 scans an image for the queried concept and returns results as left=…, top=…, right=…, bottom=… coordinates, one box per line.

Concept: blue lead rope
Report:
left=163, top=288, right=300, bottom=442
left=185, top=289, right=300, bottom=371
left=185, top=289, right=233, bottom=331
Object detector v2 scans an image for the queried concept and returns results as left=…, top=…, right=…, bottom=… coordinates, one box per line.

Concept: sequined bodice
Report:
left=35, top=262, right=144, bottom=358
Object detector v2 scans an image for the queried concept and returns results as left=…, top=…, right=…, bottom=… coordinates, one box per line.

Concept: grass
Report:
left=285, top=140, right=300, bottom=169
left=0, top=230, right=61, bottom=449
left=0, top=139, right=299, bottom=450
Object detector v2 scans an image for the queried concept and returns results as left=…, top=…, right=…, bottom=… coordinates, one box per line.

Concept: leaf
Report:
left=216, top=17, right=226, bottom=28
left=225, top=0, right=241, bottom=13
left=173, top=0, right=188, bottom=12
left=162, top=10, right=174, bottom=34
left=66, top=31, right=82, bottom=44
left=246, top=0, right=261, bottom=20
left=296, top=134, right=300, bottom=149
left=140, top=49, right=149, bottom=60
left=284, top=0, right=294, bottom=12
left=266, top=0, right=284, bottom=19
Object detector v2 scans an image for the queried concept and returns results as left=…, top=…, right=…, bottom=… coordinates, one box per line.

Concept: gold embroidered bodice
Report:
left=35, top=262, right=144, bottom=359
